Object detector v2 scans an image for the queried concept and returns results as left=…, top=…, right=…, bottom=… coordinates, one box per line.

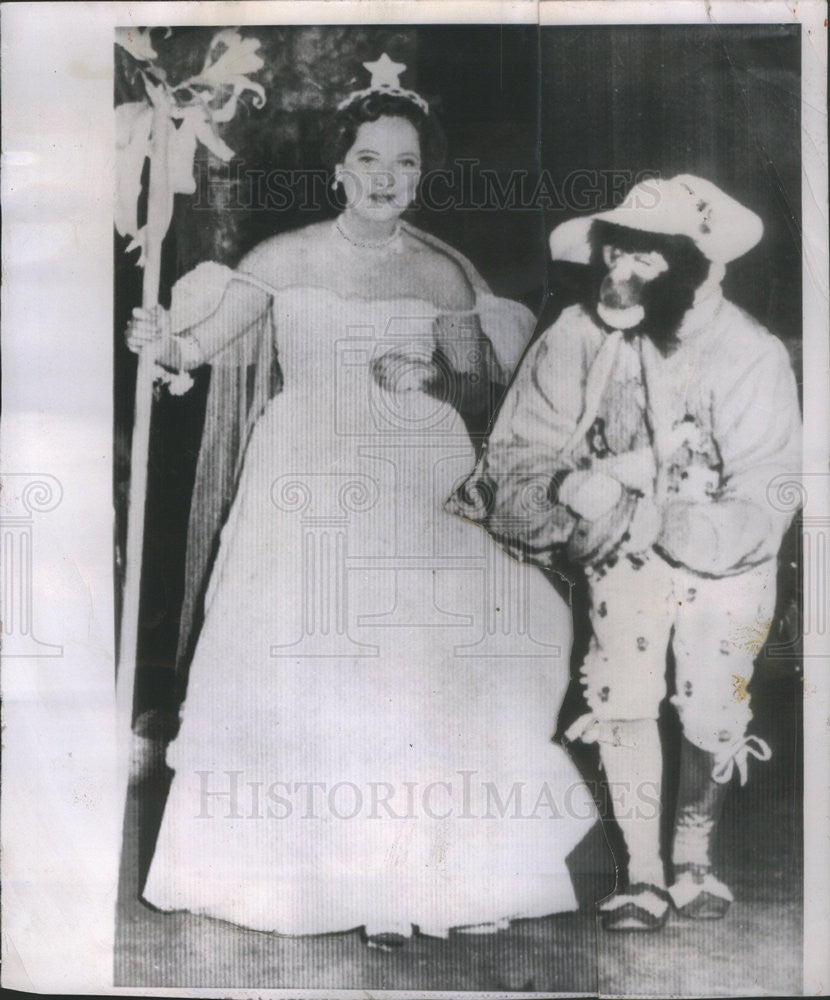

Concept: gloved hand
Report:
left=125, top=305, right=172, bottom=357
left=125, top=305, right=202, bottom=373
left=558, top=470, right=624, bottom=521
left=596, top=447, right=657, bottom=495
left=371, top=348, right=440, bottom=393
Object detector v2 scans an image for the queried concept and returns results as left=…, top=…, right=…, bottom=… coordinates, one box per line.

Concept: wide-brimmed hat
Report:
left=550, top=174, right=763, bottom=265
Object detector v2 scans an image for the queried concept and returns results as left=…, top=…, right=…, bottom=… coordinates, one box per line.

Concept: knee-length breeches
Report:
left=578, top=551, right=777, bottom=754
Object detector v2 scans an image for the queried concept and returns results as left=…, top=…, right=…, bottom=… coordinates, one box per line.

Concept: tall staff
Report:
left=114, top=27, right=265, bottom=733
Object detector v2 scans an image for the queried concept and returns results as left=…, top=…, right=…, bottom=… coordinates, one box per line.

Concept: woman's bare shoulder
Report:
left=238, top=221, right=332, bottom=288
left=400, top=229, right=475, bottom=311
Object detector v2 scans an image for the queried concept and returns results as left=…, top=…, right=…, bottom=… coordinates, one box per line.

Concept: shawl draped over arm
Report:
left=168, top=262, right=279, bottom=680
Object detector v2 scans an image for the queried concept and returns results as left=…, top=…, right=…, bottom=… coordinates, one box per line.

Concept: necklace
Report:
left=334, top=218, right=402, bottom=250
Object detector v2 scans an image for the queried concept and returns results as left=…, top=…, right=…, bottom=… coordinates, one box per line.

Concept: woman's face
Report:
left=338, top=115, right=422, bottom=224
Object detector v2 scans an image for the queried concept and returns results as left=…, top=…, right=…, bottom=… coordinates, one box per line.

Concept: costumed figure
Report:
left=448, top=175, right=802, bottom=931
left=127, top=55, right=598, bottom=947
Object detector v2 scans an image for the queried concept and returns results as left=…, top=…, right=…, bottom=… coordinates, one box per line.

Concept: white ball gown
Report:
left=141, top=265, right=598, bottom=937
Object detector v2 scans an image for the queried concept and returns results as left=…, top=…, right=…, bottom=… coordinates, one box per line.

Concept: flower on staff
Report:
left=181, top=29, right=267, bottom=117
left=114, top=27, right=159, bottom=63
left=115, top=101, right=154, bottom=258
left=154, top=369, right=195, bottom=397
left=115, top=28, right=265, bottom=265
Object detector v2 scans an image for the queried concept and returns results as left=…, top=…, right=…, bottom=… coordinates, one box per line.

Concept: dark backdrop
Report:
left=540, top=24, right=801, bottom=370
left=537, top=24, right=802, bottom=925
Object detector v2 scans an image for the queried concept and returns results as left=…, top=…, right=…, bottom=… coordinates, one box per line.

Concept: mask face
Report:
left=597, top=245, right=669, bottom=330
left=338, top=116, right=422, bottom=224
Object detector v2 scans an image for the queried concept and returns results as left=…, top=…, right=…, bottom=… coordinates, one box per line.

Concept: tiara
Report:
left=337, top=53, right=429, bottom=115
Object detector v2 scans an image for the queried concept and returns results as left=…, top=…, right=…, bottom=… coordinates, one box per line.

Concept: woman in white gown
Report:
left=131, top=61, right=597, bottom=946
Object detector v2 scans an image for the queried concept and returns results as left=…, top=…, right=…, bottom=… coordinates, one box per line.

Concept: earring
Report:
left=332, top=173, right=343, bottom=192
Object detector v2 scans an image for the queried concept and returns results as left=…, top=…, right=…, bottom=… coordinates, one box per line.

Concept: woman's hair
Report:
left=324, top=92, right=447, bottom=173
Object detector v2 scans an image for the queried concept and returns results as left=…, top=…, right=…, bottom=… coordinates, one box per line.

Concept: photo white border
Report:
left=1, top=2, right=826, bottom=995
